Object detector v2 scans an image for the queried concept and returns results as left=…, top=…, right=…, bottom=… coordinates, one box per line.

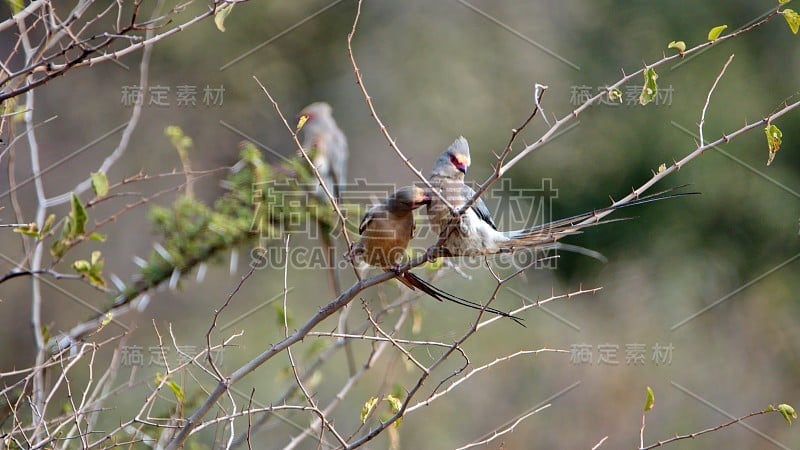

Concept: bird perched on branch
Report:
left=427, top=136, right=691, bottom=257
left=297, top=102, right=348, bottom=201
left=350, top=185, right=522, bottom=324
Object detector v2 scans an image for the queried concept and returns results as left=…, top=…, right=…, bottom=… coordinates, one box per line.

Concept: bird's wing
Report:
left=358, top=205, right=379, bottom=235
left=462, top=184, right=497, bottom=230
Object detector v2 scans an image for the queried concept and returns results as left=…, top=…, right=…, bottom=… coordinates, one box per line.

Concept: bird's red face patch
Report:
left=449, top=153, right=469, bottom=173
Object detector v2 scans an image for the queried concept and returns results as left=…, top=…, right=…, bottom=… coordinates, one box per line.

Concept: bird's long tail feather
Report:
left=397, top=271, right=525, bottom=327
left=505, top=186, right=698, bottom=247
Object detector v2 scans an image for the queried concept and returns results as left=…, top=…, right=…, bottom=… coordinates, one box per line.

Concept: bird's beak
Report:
left=418, top=193, right=432, bottom=206
left=455, top=156, right=469, bottom=174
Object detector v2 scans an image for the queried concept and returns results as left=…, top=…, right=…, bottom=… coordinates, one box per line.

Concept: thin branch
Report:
left=205, top=265, right=258, bottom=381
left=346, top=0, right=455, bottom=213
left=699, top=54, right=735, bottom=147
left=363, top=302, right=428, bottom=374
left=591, top=436, right=609, bottom=450
left=641, top=408, right=783, bottom=449
left=455, top=403, right=551, bottom=450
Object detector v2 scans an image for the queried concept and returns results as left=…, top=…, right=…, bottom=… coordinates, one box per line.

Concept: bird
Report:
left=350, top=185, right=523, bottom=324
left=297, top=102, right=348, bottom=202
left=427, top=136, right=693, bottom=258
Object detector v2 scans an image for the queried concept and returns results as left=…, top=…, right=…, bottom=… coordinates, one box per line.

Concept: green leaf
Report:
left=608, top=88, right=623, bottom=103
left=783, top=9, right=800, bottom=34
left=214, top=2, right=234, bottom=32
left=72, top=259, right=91, bottom=273
left=780, top=0, right=791, bottom=5
left=386, top=395, right=402, bottom=413
left=89, top=232, right=107, bottom=242
left=765, top=123, right=783, bottom=166
left=90, top=171, right=109, bottom=197
left=52, top=195, right=89, bottom=257
left=639, top=67, right=659, bottom=106
left=90, top=250, right=102, bottom=266
left=73, top=252, right=106, bottom=287
left=296, top=114, right=309, bottom=132
left=88, top=266, right=106, bottom=289
left=99, top=312, right=113, bottom=328
left=51, top=239, right=68, bottom=258
left=425, top=257, right=443, bottom=272
left=166, top=379, right=185, bottom=403
left=361, top=396, right=378, bottom=424
left=667, top=40, right=686, bottom=52
left=156, top=373, right=184, bottom=403
left=644, top=386, right=655, bottom=412
left=6, top=0, right=23, bottom=15
left=274, top=304, right=292, bottom=327
left=69, top=193, right=88, bottom=236
left=41, top=214, right=56, bottom=235
left=778, top=404, right=796, bottom=425
left=708, top=25, right=728, bottom=42
left=386, top=395, right=403, bottom=427
left=13, top=223, right=39, bottom=237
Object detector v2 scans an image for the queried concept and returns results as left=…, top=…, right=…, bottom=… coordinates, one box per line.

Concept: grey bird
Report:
left=298, top=102, right=348, bottom=201
left=427, top=137, right=691, bottom=257
left=351, top=186, right=523, bottom=324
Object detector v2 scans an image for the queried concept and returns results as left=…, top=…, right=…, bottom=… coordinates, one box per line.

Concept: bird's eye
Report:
left=449, top=154, right=458, bottom=165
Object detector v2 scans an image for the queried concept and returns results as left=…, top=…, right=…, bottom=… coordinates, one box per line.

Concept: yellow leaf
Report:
left=214, top=3, right=234, bottom=32
left=296, top=114, right=309, bottom=132
left=667, top=40, right=686, bottom=52
left=644, top=386, right=655, bottom=412
left=708, top=25, right=728, bottom=42
left=361, top=397, right=378, bottom=424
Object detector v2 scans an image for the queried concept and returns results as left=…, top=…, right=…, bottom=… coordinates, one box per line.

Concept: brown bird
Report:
left=352, top=186, right=523, bottom=324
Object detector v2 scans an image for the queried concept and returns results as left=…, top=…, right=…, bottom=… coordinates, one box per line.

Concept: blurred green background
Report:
left=1, top=0, right=799, bottom=448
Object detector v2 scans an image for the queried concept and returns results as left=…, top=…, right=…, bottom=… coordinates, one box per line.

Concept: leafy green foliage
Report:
left=117, top=138, right=342, bottom=310
left=6, top=0, right=23, bottom=15
left=274, top=304, right=292, bottom=327
left=72, top=251, right=106, bottom=288
left=639, top=67, right=659, bottom=106
left=156, top=373, right=185, bottom=404
left=51, top=194, right=89, bottom=258
left=90, top=171, right=109, bottom=197
left=13, top=223, right=40, bottom=237
left=667, top=40, right=686, bottom=52
left=296, top=114, right=309, bottom=132
left=778, top=404, right=797, bottom=425
left=644, top=386, right=655, bottom=412
left=361, top=397, right=378, bottom=423
left=765, top=123, right=783, bottom=165
left=708, top=25, right=728, bottom=42
left=783, top=9, right=800, bottom=34
left=386, top=395, right=403, bottom=427
left=14, top=215, right=56, bottom=239
left=165, top=126, right=193, bottom=158
left=608, top=88, right=623, bottom=103
left=214, top=3, right=235, bottom=32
